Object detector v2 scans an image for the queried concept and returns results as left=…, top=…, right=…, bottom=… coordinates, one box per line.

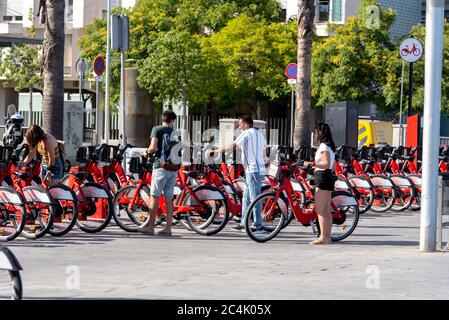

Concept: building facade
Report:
left=279, top=0, right=422, bottom=39
left=421, top=0, right=449, bottom=23
left=377, top=0, right=422, bottom=39
left=0, top=0, right=136, bottom=115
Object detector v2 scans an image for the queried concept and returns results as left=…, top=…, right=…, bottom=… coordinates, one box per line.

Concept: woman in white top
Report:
left=305, top=122, right=336, bottom=245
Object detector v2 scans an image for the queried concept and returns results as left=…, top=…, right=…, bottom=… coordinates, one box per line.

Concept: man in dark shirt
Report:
left=138, top=111, right=179, bottom=236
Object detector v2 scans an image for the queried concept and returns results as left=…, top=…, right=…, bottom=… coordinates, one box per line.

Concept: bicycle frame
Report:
left=264, top=170, right=343, bottom=226
left=124, top=168, right=207, bottom=219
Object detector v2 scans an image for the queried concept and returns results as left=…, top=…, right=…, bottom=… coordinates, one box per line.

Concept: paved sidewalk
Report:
left=6, top=210, right=449, bottom=299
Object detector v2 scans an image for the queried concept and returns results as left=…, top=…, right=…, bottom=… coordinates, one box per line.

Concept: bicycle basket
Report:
left=267, top=161, right=281, bottom=180
left=0, top=146, right=6, bottom=162
left=99, top=146, right=111, bottom=163
left=295, top=145, right=311, bottom=161
left=375, top=147, right=388, bottom=160
left=336, top=145, right=353, bottom=161
left=3, top=147, right=15, bottom=163
left=441, top=146, right=449, bottom=157
left=128, top=156, right=141, bottom=174
left=76, top=147, right=88, bottom=163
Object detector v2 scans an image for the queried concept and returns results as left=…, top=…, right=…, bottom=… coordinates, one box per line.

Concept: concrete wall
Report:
left=124, top=68, right=154, bottom=148
left=0, top=87, right=19, bottom=125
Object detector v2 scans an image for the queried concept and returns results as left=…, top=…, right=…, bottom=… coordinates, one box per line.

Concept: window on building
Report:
left=2, top=0, right=23, bottom=21
left=331, top=0, right=344, bottom=23
left=66, top=0, right=73, bottom=23
left=280, top=9, right=287, bottom=22
left=317, top=0, right=330, bottom=22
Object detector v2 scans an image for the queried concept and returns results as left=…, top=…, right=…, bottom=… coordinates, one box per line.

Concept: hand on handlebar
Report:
left=303, top=161, right=314, bottom=169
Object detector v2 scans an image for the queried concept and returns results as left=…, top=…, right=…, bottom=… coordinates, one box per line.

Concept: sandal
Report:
left=137, top=227, right=155, bottom=236
left=157, top=228, right=172, bottom=237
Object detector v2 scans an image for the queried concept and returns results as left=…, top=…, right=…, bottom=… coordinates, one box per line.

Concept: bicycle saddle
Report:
left=69, top=171, right=91, bottom=180
left=15, top=172, right=31, bottom=180
left=182, top=171, right=201, bottom=179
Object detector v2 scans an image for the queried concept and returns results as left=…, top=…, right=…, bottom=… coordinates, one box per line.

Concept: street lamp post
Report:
left=104, top=0, right=111, bottom=144
left=420, top=0, right=445, bottom=252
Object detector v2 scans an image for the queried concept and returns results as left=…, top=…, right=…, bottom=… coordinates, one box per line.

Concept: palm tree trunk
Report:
left=41, top=0, right=65, bottom=139
left=295, top=0, right=315, bottom=148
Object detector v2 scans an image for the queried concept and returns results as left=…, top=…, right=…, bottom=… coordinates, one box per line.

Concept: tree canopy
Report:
left=311, top=0, right=401, bottom=113
left=0, top=44, right=42, bottom=94
left=407, top=22, right=449, bottom=116
left=78, top=0, right=294, bottom=113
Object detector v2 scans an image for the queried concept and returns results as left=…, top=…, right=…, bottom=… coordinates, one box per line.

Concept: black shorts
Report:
left=315, top=169, right=335, bottom=191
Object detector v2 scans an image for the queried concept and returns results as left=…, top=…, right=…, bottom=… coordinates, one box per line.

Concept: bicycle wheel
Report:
left=408, top=174, right=422, bottom=211
left=244, top=192, right=287, bottom=243
left=47, top=184, right=78, bottom=236
left=329, top=191, right=360, bottom=242
left=390, top=174, right=415, bottom=212
left=181, top=185, right=230, bottom=236
left=0, top=270, right=22, bottom=300
left=75, top=183, right=113, bottom=233
left=113, top=185, right=150, bottom=232
left=0, top=187, right=26, bottom=242
left=348, top=175, right=374, bottom=214
left=21, top=186, right=55, bottom=240
left=369, top=175, right=397, bottom=213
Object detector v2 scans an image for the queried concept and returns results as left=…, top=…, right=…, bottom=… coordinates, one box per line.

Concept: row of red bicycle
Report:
left=0, top=142, right=445, bottom=243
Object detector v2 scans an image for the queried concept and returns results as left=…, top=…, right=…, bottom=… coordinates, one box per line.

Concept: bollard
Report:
left=437, top=174, right=449, bottom=250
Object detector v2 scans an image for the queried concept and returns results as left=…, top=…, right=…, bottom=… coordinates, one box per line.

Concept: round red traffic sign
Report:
left=285, top=63, right=298, bottom=79
left=93, top=56, right=106, bottom=76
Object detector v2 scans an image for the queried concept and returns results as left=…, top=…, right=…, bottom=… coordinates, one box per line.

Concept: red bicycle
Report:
left=346, top=146, right=398, bottom=213
left=0, top=145, right=54, bottom=240
left=113, top=156, right=229, bottom=236
left=244, top=154, right=360, bottom=243
left=59, top=147, right=114, bottom=233
left=368, top=146, right=415, bottom=212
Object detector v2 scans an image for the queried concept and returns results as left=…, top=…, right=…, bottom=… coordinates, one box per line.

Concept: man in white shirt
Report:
left=214, top=116, right=267, bottom=231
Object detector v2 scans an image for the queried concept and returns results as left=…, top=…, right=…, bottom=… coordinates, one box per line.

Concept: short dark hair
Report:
left=162, top=111, right=177, bottom=123
left=240, top=115, right=253, bottom=127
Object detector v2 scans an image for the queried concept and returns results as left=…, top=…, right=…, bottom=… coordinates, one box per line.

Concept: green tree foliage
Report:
left=137, top=30, right=207, bottom=108
left=78, top=0, right=288, bottom=113
left=407, top=23, right=449, bottom=115
left=0, top=44, right=42, bottom=93
left=312, top=0, right=401, bottom=112
left=0, top=44, right=42, bottom=125
left=201, top=15, right=297, bottom=115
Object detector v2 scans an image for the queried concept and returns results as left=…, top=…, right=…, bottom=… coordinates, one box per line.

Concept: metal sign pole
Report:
left=420, top=0, right=444, bottom=252
left=120, top=50, right=126, bottom=147
left=95, top=81, right=100, bottom=146
left=79, top=74, right=82, bottom=100
left=408, top=62, right=414, bottom=117
left=290, top=84, right=295, bottom=148
left=104, top=0, right=111, bottom=144
left=399, top=60, right=405, bottom=145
